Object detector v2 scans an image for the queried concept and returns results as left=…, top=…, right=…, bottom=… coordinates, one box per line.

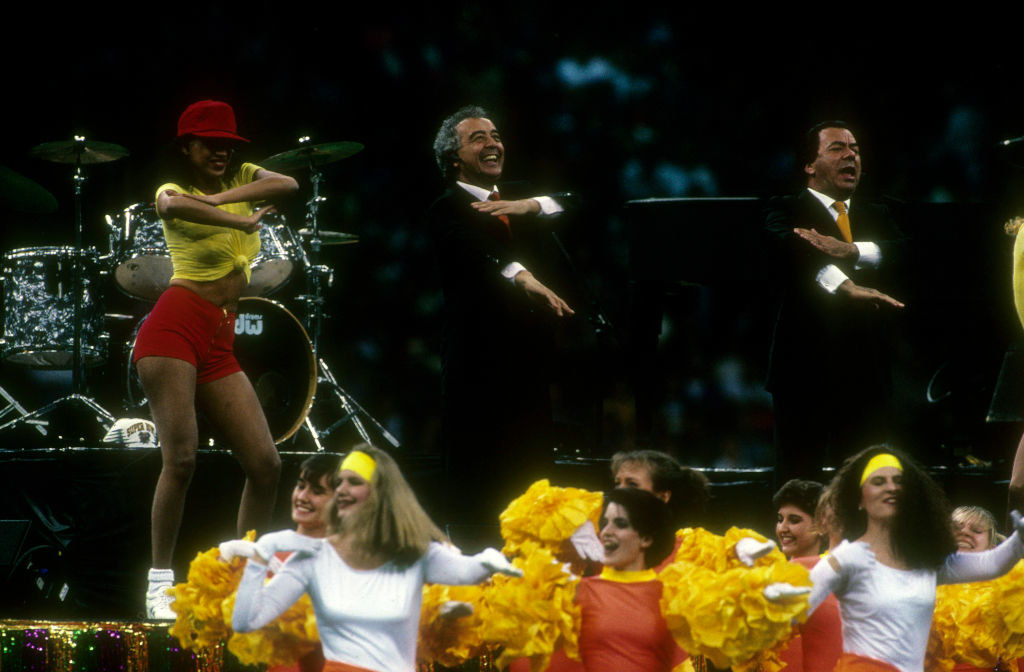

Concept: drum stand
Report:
left=293, top=152, right=399, bottom=451
left=0, top=138, right=115, bottom=440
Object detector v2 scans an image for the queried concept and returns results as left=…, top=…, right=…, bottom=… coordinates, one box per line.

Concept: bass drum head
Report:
left=126, top=297, right=316, bottom=444
left=233, top=297, right=316, bottom=442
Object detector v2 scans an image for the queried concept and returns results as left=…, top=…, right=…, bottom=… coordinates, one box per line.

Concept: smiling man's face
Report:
left=453, top=117, right=504, bottom=188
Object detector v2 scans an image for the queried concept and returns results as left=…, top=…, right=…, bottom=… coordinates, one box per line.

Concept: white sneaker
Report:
left=146, top=581, right=175, bottom=619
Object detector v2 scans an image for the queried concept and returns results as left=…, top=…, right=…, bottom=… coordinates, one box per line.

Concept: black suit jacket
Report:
left=426, top=183, right=557, bottom=415
left=763, top=189, right=904, bottom=397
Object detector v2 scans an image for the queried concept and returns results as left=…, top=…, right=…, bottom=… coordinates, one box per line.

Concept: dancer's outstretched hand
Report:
left=763, top=582, right=811, bottom=602
left=255, top=530, right=321, bottom=563
left=1011, top=510, right=1024, bottom=537
left=570, top=521, right=605, bottom=563
left=219, top=539, right=259, bottom=563
left=476, top=548, right=524, bottom=577
left=439, top=601, right=475, bottom=620
left=735, top=537, right=776, bottom=566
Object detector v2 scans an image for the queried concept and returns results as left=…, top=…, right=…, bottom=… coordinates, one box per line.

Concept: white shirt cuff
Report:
left=817, top=264, right=850, bottom=294
left=532, top=196, right=563, bottom=215
left=853, top=242, right=881, bottom=269
left=502, top=262, right=527, bottom=283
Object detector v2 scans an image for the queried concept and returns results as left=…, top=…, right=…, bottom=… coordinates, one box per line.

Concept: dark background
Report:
left=2, top=7, right=1024, bottom=618
left=2, top=12, right=1024, bottom=474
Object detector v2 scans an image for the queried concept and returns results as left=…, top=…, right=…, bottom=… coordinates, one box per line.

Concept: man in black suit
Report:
left=764, top=121, right=905, bottom=486
left=427, top=105, right=572, bottom=525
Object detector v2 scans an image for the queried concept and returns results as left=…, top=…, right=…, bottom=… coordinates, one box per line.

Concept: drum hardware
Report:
left=0, top=165, right=57, bottom=214
left=0, top=385, right=47, bottom=436
left=0, top=137, right=124, bottom=440
left=28, top=139, right=129, bottom=165
left=259, top=139, right=364, bottom=173
left=302, top=356, right=400, bottom=451
left=296, top=228, right=359, bottom=246
left=266, top=136, right=395, bottom=451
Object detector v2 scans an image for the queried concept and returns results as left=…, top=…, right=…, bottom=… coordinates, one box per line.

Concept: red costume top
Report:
left=780, top=555, right=842, bottom=672
left=577, top=567, right=687, bottom=672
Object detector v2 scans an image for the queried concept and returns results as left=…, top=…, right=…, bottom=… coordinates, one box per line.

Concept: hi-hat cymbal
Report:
left=297, top=228, right=359, bottom=245
left=30, top=139, right=129, bottom=164
left=260, top=142, right=364, bottom=172
left=0, top=165, right=58, bottom=213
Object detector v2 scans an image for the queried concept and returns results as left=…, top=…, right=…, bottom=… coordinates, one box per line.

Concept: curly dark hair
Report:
left=773, top=479, right=824, bottom=517
left=610, top=450, right=710, bottom=525
left=833, top=445, right=956, bottom=569
left=603, top=488, right=676, bottom=570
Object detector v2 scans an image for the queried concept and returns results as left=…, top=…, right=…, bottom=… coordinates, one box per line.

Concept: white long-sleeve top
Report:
left=808, top=533, right=1024, bottom=672
left=232, top=539, right=494, bottom=672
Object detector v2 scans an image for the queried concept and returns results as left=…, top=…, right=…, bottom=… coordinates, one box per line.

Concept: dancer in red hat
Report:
left=137, top=100, right=298, bottom=619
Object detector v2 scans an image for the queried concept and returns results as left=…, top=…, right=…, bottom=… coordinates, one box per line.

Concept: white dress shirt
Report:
left=806, top=188, right=882, bottom=294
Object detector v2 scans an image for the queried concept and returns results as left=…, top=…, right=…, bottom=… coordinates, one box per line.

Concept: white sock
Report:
left=147, top=568, right=174, bottom=586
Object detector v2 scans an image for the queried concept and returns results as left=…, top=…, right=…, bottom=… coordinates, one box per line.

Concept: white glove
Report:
left=475, top=547, right=524, bottom=577
left=254, top=530, right=322, bottom=563
left=1011, top=510, right=1024, bottom=537
left=439, top=600, right=475, bottom=620
left=219, top=539, right=259, bottom=562
left=829, top=540, right=876, bottom=574
left=569, top=520, right=605, bottom=563
left=763, top=582, right=812, bottom=602
left=735, top=537, right=776, bottom=567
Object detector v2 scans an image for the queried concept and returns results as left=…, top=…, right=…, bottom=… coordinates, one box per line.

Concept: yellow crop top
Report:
left=155, top=162, right=262, bottom=283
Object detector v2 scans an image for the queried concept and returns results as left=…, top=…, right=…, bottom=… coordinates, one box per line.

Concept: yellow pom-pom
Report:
left=474, top=548, right=581, bottom=671
left=417, top=583, right=487, bottom=667
left=500, top=480, right=604, bottom=558
left=659, top=528, right=808, bottom=669
left=927, top=559, right=1024, bottom=668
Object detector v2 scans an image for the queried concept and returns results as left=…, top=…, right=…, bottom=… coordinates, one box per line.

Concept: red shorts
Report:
left=132, top=285, right=242, bottom=385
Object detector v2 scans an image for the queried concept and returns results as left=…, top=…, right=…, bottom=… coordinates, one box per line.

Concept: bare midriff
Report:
left=170, top=269, right=247, bottom=311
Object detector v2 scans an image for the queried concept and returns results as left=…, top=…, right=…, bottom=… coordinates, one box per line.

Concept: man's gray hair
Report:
left=433, top=105, right=489, bottom=181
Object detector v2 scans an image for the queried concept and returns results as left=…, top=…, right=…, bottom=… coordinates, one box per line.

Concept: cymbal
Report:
left=260, top=141, right=364, bottom=171
left=30, top=139, right=129, bottom=165
left=0, top=165, right=58, bottom=213
left=297, top=228, right=359, bottom=245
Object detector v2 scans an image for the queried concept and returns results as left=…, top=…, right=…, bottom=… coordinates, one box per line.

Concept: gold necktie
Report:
left=834, top=201, right=852, bottom=243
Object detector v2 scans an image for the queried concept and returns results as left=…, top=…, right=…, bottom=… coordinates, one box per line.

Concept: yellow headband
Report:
left=340, top=450, right=376, bottom=482
left=860, top=453, right=903, bottom=485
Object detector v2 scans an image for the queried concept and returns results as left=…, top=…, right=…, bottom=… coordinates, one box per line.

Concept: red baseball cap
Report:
left=176, top=100, right=249, bottom=143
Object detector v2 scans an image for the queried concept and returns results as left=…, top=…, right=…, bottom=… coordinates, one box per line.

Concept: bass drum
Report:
left=126, top=297, right=316, bottom=443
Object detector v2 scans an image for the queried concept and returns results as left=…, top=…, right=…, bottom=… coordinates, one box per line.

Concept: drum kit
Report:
left=0, top=135, right=397, bottom=451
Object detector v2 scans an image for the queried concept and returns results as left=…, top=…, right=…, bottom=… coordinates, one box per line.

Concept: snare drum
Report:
left=126, top=297, right=316, bottom=443
left=2, top=246, right=107, bottom=368
left=112, top=203, right=298, bottom=300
